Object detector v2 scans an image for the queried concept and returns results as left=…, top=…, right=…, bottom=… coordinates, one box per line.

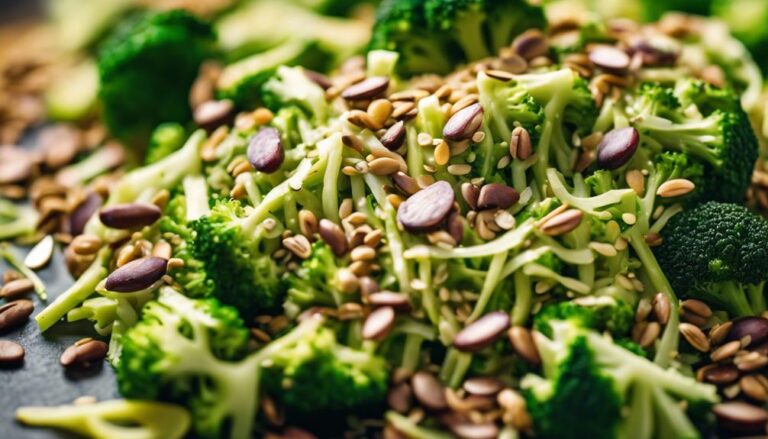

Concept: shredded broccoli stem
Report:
left=182, top=175, right=210, bottom=222
left=548, top=168, right=634, bottom=219
left=401, top=333, right=424, bottom=372
left=511, top=269, right=533, bottom=325
left=321, top=133, right=343, bottom=223
left=385, top=412, right=453, bottom=439
left=404, top=220, right=534, bottom=259
left=467, top=251, right=508, bottom=322
left=406, top=126, right=424, bottom=180
left=418, top=259, right=440, bottom=325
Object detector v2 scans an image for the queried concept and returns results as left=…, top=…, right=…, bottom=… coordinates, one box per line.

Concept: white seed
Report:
left=24, top=235, right=54, bottom=270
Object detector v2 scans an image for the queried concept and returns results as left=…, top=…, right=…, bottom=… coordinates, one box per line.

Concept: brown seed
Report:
left=463, top=376, right=504, bottom=397
left=443, top=103, right=484, bottom=141
left=397, top=181, right=455, bottom=232
left=454, top=312, right=510, bottom=353
left=247, top=127, right=284, bottom=174
left=477, top=183, right=519, bottom=210
left=351, top=245, right=376, bottom=262
left=710, top=321, right=733, bottom=345
left=596, top=127, right=639, bottom=169
left=0, top=278, right=34, bottom=300
left=318, top=219, right=348, bottom=257
left=283, top=235, right=312, bottom=259
left=734, top=351, right=768, bottom=372
left=363, top=306, right=395, bottom=341
left=460, top=183, right=480, bottom=210
left=510, top=126, right=532, bottom=160
left=447, top=212, right=464, bottom=245
left=711, top=340, right=741, bottom=362
left=381, top=121, right=406, bottom=150
left=679, top=323, right=710, bottom=352
left=71, top=234, right=102, bottom=256
left=387, top=382, right=413, bottom=413
left=368, top=99, right=393, bottom=126
left=369, top=157, right=402, bottom=176
left=740, top=375, right=768, bottom=402
left=298, top=210, right=318, bottom=239
left=411, top=371, right=448, bottom=411
left=342, top=77, right=390, bottom=100
left=0, top=148, right=33, bottom=184
left=508, top=326, right=541, bottom=365
left=539, top=209, right=583, bottom=236
left=638, top=321, right=661, bottom=348
left=589, top=46, right=631, bottom=74
left=511, top=30, right=549, bottom=60
left=341, top=133, right=365, bottom=153
left=99, top=203, right=162, bottom=230
left=681, top=299, right=713, bottom=319
left=0, top=300, right=33, bottom=332
left=0, top=340, right=24, bottom=364
left=193, top=99, right=234, bottom=132
left=656, top=179, right=695, bottom=198
left=625, top=169, right=645, bottom=195
left=69, top=192, right=103, bottom=236
left=60, top=339, right=108, bottom=367
left=368, top=292, right=411, bottom=311
left=702, top=364, right=739, bottom=385
left=713, top=402, right=768, bottom=435
left=105, top=257, right=168, bottom=292
left=652, top=292, right=671, bottom=325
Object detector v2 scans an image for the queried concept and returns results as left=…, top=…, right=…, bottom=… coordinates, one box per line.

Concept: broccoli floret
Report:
left=189, top=199, right=285, bottom=319
left=534, top=297, right=634, bottom=339
left=261, top=66, right=329, bottom=122
left=117, top=288, right=255, bottom=439
left=370, top=0, right=545, bottom=75
left=262, top=325, right=388, bottom=420
left=145, top=123, right=187, bottom=165
left=627, top=80, right=758, bottom=203
left=654, top=201, right=768, bottom=317
left=285, top=241, right=348, bottom=308
left=523, top=321, right=719, bottom=439
left=98, top=10, right=215, bottom=143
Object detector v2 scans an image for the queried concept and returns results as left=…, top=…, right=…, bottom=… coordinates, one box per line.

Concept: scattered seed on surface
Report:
left=0, top=340, right=24, bottom=364
left=100, top=203, right=162, bottom=230
left=0, top=300, right=34, bottom=332
left=105, top=257, right=168, bottom=292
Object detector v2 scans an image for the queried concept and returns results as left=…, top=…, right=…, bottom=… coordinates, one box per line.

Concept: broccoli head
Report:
left=627, top=80, right=758, bottom=203
left=189, top=199, right=285, bottom=319
left=534, top=296, right=634, bottom=339
left=285, top=241, right=350, bottom=309
left=98, top=10, right=215, bottom=143
left=117, top=288, right=255, bottom=439
left=145, top=123, right=187, bottom=165
left=654, top=201, right=768, bottom=317
left=262, top=324, right=388, bottom=420
left=523, top=321, right=718, bottom=439
left=369, top=0, right=545, bottom=76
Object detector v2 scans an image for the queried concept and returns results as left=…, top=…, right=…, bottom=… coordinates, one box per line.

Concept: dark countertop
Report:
left=0, top=235, right=119, bottom=438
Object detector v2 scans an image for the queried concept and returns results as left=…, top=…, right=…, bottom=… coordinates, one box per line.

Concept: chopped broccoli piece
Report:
left=285, top=241, right=348, bottom=308
left=261, top=66, right=330, bottom=122
left=44, top=59, right=99, bottom=122
left=523, top=321, right=718, bottom=439
left=98, top=10, right=215, bottom=142
left=145, top=123, right=187, bottom=165
left=534, top=296, right=634, bottom=339
left=654, top=201, right=768, bottom=317
left=189, top=199, right=285, bottom=319
left=117, top=288, right=255, bottom=439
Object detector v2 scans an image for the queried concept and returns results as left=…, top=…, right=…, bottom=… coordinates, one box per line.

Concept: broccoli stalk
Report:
left=0, top=244, right=47, bottom=300
left=55, top=143, right=125, bottom=187
left=16, top=399, right=191, bottom=439
left=0, top=203, right=39, bottom=242
left=145, top=123, right=187, bottom=165
left=36, top=248, right=111, bottom=331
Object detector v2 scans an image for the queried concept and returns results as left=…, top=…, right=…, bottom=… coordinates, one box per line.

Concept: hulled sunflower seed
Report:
left=680, top=323, right=710, bottom=352
left=656, top=178, right=695, bottom=198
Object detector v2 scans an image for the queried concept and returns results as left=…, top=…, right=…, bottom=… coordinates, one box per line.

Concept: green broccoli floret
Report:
left=627, top=80, right=758, bottom=203
left=534, top=297, right=634, bottom=339
left=117, top=288, right=255, bottom=439
left=654, top=201, right=768, bottom=317
left=98, top=10, right=215, bottom=143
left=145, top=123, right=187, bottom=165
left=285, top=241, right=348, bottom=308
left=523, top=321, right=718, bottom=439
left=370, top=0, right=545, bottom=75
left=262, top=325, right=388, bottom=420
left=261, top=66, right=330, bottom=122
left=189, top=199, right=285, bottom=319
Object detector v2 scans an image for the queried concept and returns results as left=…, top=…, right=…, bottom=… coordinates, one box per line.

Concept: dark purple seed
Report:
left=193, top=99, right=234, bottom=132
left=713, top=402, right=768, bottom=435
left=460, top=183, right=480, bottom=210
left=304, top=70, right=332, bottom=90
left=449, top=422, right=499, bottom=439
left=99, top=203, right=162, bottom=230
left=726, top=316, right=768, bottom=347
left=368, top=292, right=411, bottom=311
left=477, top=183, right=519, bottom=210
left=380, top=121, right=406, bottom=150
left=362, top=306, right=395, bottom=341
left=397, top=181, right=455, bottom=232
left=596, top=127, right=639, bottom=170
left=387, top=382, right=413, bottom=413
left=453, top=311, right=510, bottom=353
left=444, top=103, right=484, bottom=141
left=247, top=127, right=284, bottom=174
left=462, top=376, right=504, bottom=396
left=105, top=257, right=168, bottom=292
left=341, top=76, right=390, bottom=100
left=629, top=40, right=678, bottom=67
left=702, top=364, right=739, bottom=385
left=589, top=46, right=631, bottom=74
left=69, top=192, right=103, bottom=236
left=0, top=340, right=24, bottom=364
left=318, top=219, right=348, bottom=257
left=411, top=371, right=448, bottom=411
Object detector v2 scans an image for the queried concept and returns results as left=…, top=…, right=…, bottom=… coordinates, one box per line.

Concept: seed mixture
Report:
left=2, top=1, right=768, bottom=438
